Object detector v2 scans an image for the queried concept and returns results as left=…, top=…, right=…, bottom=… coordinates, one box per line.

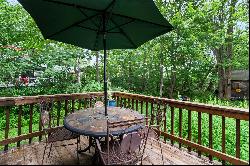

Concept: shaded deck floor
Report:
left=0, top=136, right=216, bottom=165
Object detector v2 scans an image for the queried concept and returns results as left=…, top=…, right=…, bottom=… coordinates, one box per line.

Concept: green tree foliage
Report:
left=0, top=0, right=249, bottom=100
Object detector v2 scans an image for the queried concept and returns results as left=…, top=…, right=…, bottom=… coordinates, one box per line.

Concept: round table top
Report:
left=64, top=106, right=144, bottom=137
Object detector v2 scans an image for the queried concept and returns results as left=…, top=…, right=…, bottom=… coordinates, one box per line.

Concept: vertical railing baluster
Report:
left=120, top=97, right=123, bottom=107
left=132, top=99, right=134, bottom=110
left=4, top=106, right=10, bottom=151
left=89, top=98, right=92, bottom=108
left=209, top=114, right=213, bottom=161
left=136, top=100, right=139, bottom=112
left=17, top=105, right=22, bottom=147
left=38, top=104, right=42, bottom=141
left=236, top=119, right=241, bottom=159
left=145, top=101, right=148, bottom=125
left=124, top=98, right=127, bottom=108
left=188, top=110, right=192, bottom=152
left=222, top=116, right=226, bottom=165
left=127, top=98, right=131, bottom=109
left=57, top=101, right=61, bottom=126
left=116, top=96, right=119, bottom=107
left=72, top=99, right=75, bottom=112
left=29, top=104, right=34, bottom=144
left=170, top=106, right=174, bottom=145
left=151, top=102, right=154, bottom=125
left=179, top=108, right=182, bottom=148
left=65, top=100, right=69, bottom=116
left=84, top=98, right=87, bottom=109
left=198, top=112, right=202, bottom=157
left=78, top=99, right=82, bottom=110
left=163, top=104, right=167, bottom=142
left=140, top=101, right=143, bottom=114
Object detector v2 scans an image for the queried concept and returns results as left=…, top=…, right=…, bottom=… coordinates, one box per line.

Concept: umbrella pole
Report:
left=103, top=14, right=108, bottom=116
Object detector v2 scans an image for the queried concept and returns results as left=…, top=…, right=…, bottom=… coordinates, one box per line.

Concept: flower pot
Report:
left=108, top=100, right=116, bottom=107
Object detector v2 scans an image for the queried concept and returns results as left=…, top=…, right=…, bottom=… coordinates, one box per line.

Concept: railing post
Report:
left=29, top=104, right=34, bottom=144
left=170, top=106, right=174, bottom=146
left=209, top=114, right=213, bottom=161
left=188, top=110, right=192, bottom=152
left=17, top=105, right=23, bottom=147
left=198, top=112, right=202, bottom=157
left=222, top=116, right=226, bottom=165
left=236, top=119, right=241, bottom=159
left=178, top=108, right=182, bottom=148
left=145, top=101, right=148, bottom=125
left=4, top=106, right=10, bottom=151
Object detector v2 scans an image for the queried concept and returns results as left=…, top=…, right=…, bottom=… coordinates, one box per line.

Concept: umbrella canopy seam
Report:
left=44, top=0, right=172, bottom=29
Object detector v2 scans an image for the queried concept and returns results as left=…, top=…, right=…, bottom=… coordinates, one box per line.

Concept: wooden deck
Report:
left=0, top=136, right=215, bottom=165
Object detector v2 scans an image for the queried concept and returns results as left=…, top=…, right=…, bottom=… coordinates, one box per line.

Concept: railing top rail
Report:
left=0, top=92, right=104, bottom=106
left=113, top=92, right=249, bottom=120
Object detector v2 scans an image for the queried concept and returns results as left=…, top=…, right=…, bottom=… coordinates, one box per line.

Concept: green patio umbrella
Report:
left=17, top=0, right=174, bottom=116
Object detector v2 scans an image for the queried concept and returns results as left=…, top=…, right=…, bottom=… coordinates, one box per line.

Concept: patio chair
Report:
left=138, top=99, right=166, bottom=165
left=40, top=99, right=80, bottom=164
left=95, top=118, right=145, bottom=165
left=94, top=101, right=104, bottom=107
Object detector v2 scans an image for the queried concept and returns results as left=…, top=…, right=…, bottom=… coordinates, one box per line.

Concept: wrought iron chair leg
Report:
left=76, top=136, right=80, bottom=164
left=89, top=136, right=92, bottom=153
left=158, top=137, right=164, bottom=165
left=48, top=143, right=53, bottom=158
left=42, top=142, right=48, bottom=165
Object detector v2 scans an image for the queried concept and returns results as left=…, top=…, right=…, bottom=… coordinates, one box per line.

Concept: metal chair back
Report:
left=106, top=118, right=144, bottom=164
left=40, top=99, right=53, bottom=130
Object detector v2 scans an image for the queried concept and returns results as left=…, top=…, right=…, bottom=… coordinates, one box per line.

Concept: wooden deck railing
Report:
left=112, top=92, right=249, bottom=165
left=0, top=91, right=249, bottom=165
left=0, top=92, right=104, bottom=151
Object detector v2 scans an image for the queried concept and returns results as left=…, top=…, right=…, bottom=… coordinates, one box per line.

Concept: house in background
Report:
left=231, top=70, right=249, bottom=100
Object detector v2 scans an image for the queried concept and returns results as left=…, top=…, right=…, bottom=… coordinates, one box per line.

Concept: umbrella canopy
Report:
left=18, top=0, right=174, bottom=115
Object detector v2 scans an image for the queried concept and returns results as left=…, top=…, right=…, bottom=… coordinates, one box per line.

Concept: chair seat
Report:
left=99, top=140, right=140, bottom=165
left=47, top=127, right=79, bottom=143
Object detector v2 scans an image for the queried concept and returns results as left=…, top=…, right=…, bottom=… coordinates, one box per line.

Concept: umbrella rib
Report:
left=104, top=0, right=116, bottom=12
left=112, top=13, right=173, bottom=29
left=110, top=18, right=137, bottom=48
left=107, top=19, right=135, bottom=32
left=44, top=0, right=173, bottom=29
left=47, top=13, right=100, bottom=38
left=76, top=25, right=98, bottom=32
left=78, top=8, right=99, bottom=29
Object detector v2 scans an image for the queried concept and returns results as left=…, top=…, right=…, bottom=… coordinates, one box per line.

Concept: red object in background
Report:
left=20, top=75, right=29, bottom=85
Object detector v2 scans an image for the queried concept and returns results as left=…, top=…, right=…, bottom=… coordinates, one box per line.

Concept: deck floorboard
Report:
left=0, top=136, right=216, bottom=165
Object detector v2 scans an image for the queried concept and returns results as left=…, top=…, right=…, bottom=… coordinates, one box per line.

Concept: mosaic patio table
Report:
left=64, top=106, right=144, bottom=153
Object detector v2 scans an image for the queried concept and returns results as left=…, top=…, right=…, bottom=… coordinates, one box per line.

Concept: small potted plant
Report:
left=108, top=92, right=116, bottom=107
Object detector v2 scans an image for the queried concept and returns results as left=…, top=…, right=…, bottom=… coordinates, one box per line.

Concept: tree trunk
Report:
left=95, top=51, right=100, bottom=83
left=224, top=0, right=236, bottom=99
left=214, top=47, right=225, bottom=98
left=74, top=56, right=81, bottom=84
left=168, top=69, right=176, bottom=99
left=213, top=0, right=236, bottom=99
left=159, top=43, right=164, bottom=97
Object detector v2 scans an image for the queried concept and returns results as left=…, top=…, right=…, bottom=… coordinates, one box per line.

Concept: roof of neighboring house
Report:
left=1, top=45, right=23, bottom=51
left=231, top=70, right=249, bottom=81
